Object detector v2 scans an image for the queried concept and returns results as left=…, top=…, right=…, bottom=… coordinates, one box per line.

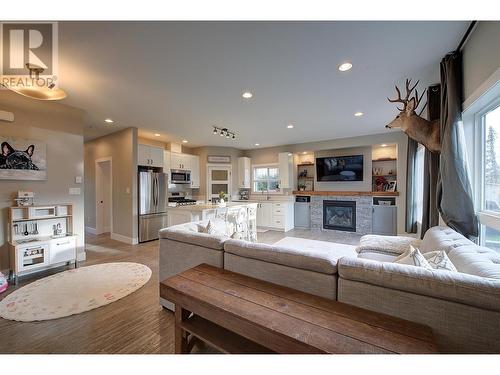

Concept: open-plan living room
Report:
left=1, top=2, right=500, bottom=370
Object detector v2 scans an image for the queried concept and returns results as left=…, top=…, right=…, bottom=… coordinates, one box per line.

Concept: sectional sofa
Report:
left=159, top=222, right=500, bottom=353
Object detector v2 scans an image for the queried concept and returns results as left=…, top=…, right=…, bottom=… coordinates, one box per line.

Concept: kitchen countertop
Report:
left=165, top=202, right=257, bottom=212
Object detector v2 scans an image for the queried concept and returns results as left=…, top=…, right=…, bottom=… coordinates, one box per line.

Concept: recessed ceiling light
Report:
left=254, top=143, right=260, bottom=146
left=104, top=118, right=114, bottom=123
left=154, top=133, right=161, bottom=137
left=354, top=112, right=364, bottom=117
left=182, top=139, right=188, bottom=143
left=381, top=144, right=387, bottom=147
left=242, top=91, right=253, bottom=99
left=302, top=152, right=307, bottom=155
left=288, top=153, right=293, bottom=156
left=287, top=124, right=294, bottom=129
left=338, top=62, right=353, bottom=72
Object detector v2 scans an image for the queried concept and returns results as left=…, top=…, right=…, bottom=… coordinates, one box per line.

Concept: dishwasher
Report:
left=294, top=195, right=311, bottom=228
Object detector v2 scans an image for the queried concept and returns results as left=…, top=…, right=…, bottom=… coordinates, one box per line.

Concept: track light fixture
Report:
left=212, top=126, right=236, bottom=140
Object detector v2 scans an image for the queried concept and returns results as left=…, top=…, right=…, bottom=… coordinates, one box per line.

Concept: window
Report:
left=414, top=144, right=425, bottom=226
left=480, top=104, right=500, bottom=251
left=253, top=165, right=280, bottom=193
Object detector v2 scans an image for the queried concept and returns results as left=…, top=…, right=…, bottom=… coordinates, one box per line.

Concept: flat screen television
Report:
left=316, top=155, right=364, bottom=182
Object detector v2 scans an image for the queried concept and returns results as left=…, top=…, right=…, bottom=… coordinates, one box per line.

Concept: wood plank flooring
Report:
left=0, top=229, right=361, bottom=354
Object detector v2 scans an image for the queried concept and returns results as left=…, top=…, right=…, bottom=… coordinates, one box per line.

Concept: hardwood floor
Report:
left=0, top=234, right=175, bottom=354
left=0, top=228, right=361, bottom=354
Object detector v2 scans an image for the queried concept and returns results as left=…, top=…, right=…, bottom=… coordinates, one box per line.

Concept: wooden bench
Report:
left=160, top=264, right=438, bottom=354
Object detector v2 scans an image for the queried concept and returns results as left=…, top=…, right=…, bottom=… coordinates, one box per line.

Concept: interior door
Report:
left=207, top=166, right=232, bottom=202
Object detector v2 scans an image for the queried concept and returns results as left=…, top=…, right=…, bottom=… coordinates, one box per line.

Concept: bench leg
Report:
left=174, top=306, right=189, bottom=354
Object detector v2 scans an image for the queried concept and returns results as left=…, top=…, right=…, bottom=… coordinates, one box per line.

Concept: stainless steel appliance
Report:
left=170, top=169, right=191, bottom=184
left=139, top=170, right=168, bottom=242
left=168, top=197, right=197, bottom=206
left=294, top=195, right=311, bottom=228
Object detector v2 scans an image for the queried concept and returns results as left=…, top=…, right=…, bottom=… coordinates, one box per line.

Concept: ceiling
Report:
left=56, top=21, right=468, bottom=148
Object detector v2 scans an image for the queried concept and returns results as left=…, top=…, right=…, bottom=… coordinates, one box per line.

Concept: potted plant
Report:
left=298, top=183, right=307, bottom=191
left=218, top=191, right=227, bottom=207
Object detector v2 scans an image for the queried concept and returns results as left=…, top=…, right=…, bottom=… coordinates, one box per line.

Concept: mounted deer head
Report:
left=386, top=79, right=441, bottom=153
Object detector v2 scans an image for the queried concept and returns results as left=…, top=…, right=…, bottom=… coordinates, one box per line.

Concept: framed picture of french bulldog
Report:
left=0, top=138, right=47, bottom=180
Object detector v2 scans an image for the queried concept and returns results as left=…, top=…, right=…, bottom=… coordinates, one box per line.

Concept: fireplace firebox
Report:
left=323, top=200, right=356, bottom=232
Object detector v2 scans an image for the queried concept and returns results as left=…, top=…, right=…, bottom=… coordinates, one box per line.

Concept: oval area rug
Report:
left=0, top=262, right=151, bottom=322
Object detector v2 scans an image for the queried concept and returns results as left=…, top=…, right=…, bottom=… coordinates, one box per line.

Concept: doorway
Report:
left=95, top=158, right=112, bottom=235
left=207, top=165, right=232, bottom=202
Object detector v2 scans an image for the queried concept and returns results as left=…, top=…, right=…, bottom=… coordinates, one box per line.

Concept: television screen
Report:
left=316, top=155, right=364, bottom=181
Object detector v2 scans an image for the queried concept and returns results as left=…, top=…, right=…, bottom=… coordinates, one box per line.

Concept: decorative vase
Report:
left=219, top=198, right=226, bottom=207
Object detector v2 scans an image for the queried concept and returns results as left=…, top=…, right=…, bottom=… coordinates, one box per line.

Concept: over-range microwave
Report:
left=170, top=169, right=191, bottom=184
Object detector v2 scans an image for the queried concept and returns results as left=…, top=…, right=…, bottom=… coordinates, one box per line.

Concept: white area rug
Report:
left=0, top=262, right=151, bottom=322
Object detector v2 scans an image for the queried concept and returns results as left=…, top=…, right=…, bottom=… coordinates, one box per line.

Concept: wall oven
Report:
left=170, top=169, right=191, bottom=184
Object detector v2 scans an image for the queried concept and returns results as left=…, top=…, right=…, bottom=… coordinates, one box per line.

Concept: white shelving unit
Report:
left=7, top=203, right=78, bottom=283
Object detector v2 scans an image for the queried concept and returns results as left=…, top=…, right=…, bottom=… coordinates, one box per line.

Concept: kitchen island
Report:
left=166, top=202, right=258, bottom=241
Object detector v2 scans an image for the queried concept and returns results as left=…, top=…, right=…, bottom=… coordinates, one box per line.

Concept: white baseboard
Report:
left=85, top=226, right=97, bottom=235
left=110, top=232, right=139, bottom=245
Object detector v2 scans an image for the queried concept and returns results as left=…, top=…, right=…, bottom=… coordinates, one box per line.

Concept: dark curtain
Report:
left=405, top=138, right=418, bottom=233
left=437, top=51, right=478, bottom=238
left=421, top=150, right=440, bottom=238
left=420, top=85, right=441, bottom=238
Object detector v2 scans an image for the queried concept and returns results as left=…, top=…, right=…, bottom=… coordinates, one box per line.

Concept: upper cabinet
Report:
left=237, top=157, right=251, bottom=189
left=138, top=144, right=164, bottom=167
left=188, top=154, right=200, bottom=189
left=171, top=152, right=190, bottom=170
left=278, top=152, right=294, bottom=189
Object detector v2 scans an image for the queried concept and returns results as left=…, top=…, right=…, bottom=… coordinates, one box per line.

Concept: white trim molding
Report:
left=85, top=226, right=97, bottom=235
left=111, top=232, right=138, bottom=245
left=463, top=67, right=500, bottom=112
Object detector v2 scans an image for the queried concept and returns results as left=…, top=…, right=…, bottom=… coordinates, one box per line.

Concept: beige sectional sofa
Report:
left=159, top=222, right=500, bottom=353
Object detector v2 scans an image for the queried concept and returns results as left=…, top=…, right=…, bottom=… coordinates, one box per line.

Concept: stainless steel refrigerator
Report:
left=138, top=170, right=168, bottom=242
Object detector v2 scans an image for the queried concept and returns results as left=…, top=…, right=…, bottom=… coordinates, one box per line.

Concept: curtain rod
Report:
left=456, top=21, right=477, bottom=52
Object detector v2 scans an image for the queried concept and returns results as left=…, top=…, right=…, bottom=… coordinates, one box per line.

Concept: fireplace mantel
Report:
left=293, top=191, right=399, bottom=196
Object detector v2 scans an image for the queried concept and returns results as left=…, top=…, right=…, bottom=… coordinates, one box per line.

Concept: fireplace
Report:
left=323, top=200, right=356, bottom=232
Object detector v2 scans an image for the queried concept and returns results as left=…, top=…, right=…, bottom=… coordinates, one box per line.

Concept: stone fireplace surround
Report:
left=311, top=195, right=372, bottom=235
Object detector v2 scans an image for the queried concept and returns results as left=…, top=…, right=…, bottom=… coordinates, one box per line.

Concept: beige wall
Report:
left=0, top=92, right=85, bottom=272
left=463, top=21, right=500, bottom=100
left=84, top=128, right=138, bottom=242
left=191, top=146, right=244, bottom=200
left=243, top=131, right=408, bottom=234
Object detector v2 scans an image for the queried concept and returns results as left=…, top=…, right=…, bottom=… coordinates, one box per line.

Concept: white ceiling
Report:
left=57, top=21, right=468, bottom=148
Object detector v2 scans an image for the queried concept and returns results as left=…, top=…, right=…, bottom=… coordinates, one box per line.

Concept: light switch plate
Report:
left=75, top=176, right=83, bottom=184
left=69, top=187, right=81, bottom=195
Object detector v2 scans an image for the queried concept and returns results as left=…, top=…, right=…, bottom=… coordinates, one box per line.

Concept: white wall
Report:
left=0, top=92, right=85, bottom=273
left=463, top=21, right=500, bottom=101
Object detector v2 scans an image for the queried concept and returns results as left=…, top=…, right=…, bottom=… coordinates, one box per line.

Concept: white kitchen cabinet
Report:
left=171, top=152, right=190, bottom=170
left=256, top=201, right=294, bottom=232
left=278, top=152, right=294, bottom=189
left=189, top=154, right=200, bottom=188
left=138, top=144, right=164, bottom=167
left=237, top=157, right=251, bottom=188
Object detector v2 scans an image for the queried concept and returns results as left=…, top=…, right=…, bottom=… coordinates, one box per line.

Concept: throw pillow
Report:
left=423, top=250, right=457, bottom=272
left=394, top=245, right=433, bottom=269
left=197, top=220, right=227, bottom=236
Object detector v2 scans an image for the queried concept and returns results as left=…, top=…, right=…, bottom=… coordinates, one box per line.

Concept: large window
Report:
left=480, top=104, right=500, bottom=251
left=253, top=165, right=280, bottom=193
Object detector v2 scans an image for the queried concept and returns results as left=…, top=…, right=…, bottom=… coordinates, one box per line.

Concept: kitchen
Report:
left=137, top=141, right=297, bottom=242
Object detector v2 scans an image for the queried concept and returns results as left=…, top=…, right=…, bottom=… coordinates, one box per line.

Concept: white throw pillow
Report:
left=423, top=250, right=457, bottom=272
left=197, top=220, right=227, bottom=236
left=394, top=246, right=433, bottom=269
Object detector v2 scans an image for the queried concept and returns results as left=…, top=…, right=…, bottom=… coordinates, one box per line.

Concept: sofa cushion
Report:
left=159, top=220, right=228, bottom=250
left=338, top=257, right=500, bottom=312
left=422, top=226, right=500, bottom=279
left=224, top=238, right=356, bottom=274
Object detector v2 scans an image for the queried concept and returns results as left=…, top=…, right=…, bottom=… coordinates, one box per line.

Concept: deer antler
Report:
left=388, top=78, right=420, bottom=111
